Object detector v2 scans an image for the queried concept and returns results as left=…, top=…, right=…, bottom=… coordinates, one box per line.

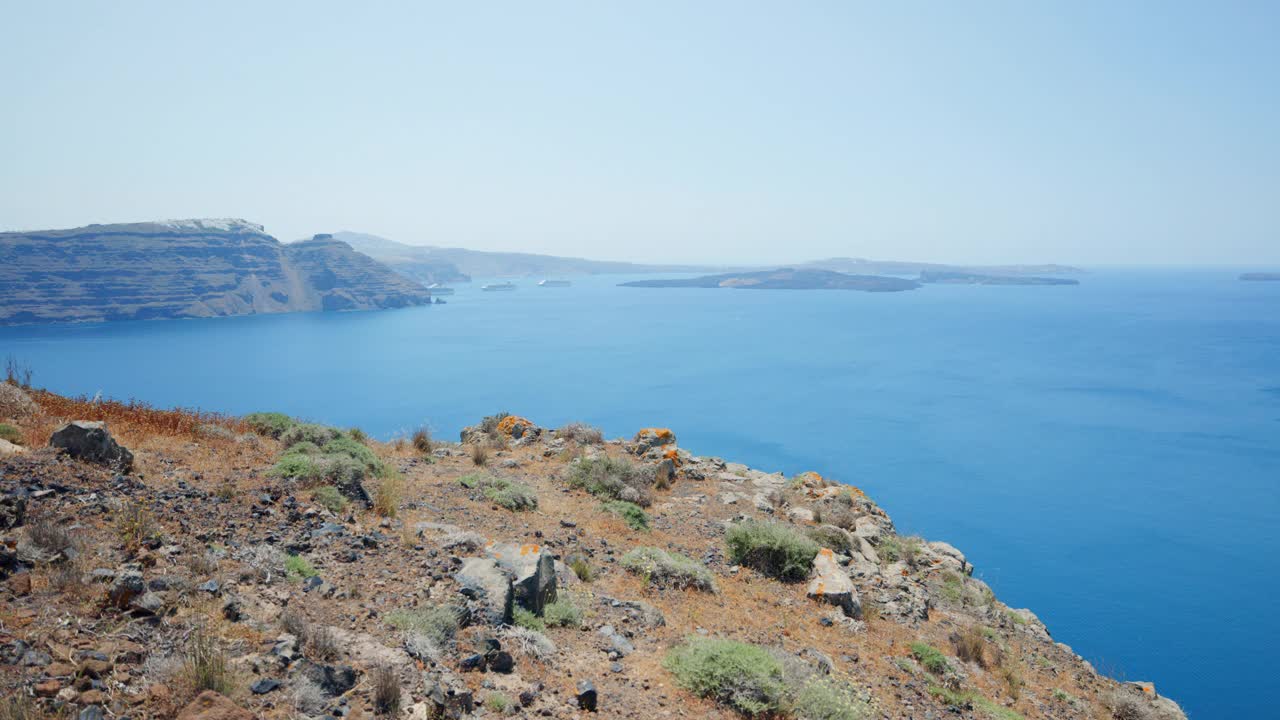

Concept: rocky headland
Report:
left=0, top=383, right=1186, bottom=720
left=918, top=272, right=1080, bottom=286
left=0, top=220, right=433, bottom=325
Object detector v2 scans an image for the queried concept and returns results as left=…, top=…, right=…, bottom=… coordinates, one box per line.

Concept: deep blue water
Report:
left=2, top=269, right=1278, bottom=718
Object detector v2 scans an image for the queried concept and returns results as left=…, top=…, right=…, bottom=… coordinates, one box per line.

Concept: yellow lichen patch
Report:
left=662, top=446, right=681, bottom=465
left=496, top=415, right=534, bottom=436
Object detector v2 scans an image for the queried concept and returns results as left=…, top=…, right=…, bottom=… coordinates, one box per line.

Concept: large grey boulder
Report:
left=487, top=542, right=556, bottom=615
left=456, top=557, right=513, bottom=625
left=806, top=548, right=861, bottom=618
left=49, top=421, right=133, bottom=471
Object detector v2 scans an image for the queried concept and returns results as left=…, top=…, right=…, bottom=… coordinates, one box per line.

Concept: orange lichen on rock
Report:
left=635, top=427, right=675, bottom=443
left=497, top=415, right=534, bottom=436
left=662, top=446, right=681, bottom=465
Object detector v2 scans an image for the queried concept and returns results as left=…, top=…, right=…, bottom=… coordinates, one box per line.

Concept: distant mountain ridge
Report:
left=332, top=232, right=725, bottom=283
left=336, top=232, right=1083, bottom=284
left=0, top=220, right=432, bottom=325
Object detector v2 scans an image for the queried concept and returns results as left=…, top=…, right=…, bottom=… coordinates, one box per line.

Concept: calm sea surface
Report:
left=2, top=269, right=1277, bottom=718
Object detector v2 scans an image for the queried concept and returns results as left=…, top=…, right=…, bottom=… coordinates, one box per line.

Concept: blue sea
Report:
left=2, top=269, right=1277, bottom=718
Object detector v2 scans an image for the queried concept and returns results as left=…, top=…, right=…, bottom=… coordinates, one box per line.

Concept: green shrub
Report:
left=244, top=412, right=296, bottom=438
left=285, top=553, right=318, bottom=580
left=601, top=500, right=649, bottom=530
left=386, top=604, right=462, bottom=646
left=513, top=606, right=545, bottom=631
left=348, top=427, right=369, bottom=443
left=542, top=599, right=582, bottom=628
left=565, top=455, right=655, bottom=506
left=793, top=676, right=872, bottom=720
left=725, top=520, right=819, bottom=582
left=280, top=422, right=343, bottom=448
left=485, top=692, right=511, bottom=713
left=910, top=642, right=950, bottom=675
left=485, top=479, right=538, bottom=511
left=323, top=434, right=383, bottom=473
left=621, top=547, right=715, bottom=592
left=557, top=422, right=604, bottom=444
left=878, top=535, right=922, bottom=565
left=805, top=525, right=852, bottom=554
left=311, top=485, right=347, bottom=513
left=568, top=556, right=593, bottom=582
left=458, top=473, right=537, bottom=510
left=0, top=423, right=23, bottom=446
left=663, top=638, right=786, bottom=717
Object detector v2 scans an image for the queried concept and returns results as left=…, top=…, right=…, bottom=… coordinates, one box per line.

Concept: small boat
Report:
left=427, top=283, right=455, bottom=296
left=481, top=282, right=517, bottom=292
left=538, top=279, right=572, bottom=287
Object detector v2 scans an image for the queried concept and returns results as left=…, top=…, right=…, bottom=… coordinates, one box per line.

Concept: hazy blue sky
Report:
left=2, top=2, right=1276, bottom=265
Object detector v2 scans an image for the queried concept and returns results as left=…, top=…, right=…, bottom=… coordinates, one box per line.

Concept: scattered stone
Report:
left=576, top=679, right=598, bottom=712
left=250, top=678, right=281, bottom=694
left=807, top=548, right=861, bottom=619
left=108, top=570, right=145, bottom=609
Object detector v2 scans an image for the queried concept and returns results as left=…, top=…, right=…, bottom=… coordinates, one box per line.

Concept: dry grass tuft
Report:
left=371, top=665, right=402, bottom=715
left=412, top=427, right=433, bottom=454
left=470, top=443, right=489, bottom=466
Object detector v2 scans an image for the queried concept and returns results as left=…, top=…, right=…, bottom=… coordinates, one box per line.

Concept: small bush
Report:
left=348, top=427, right=369, bottom=443
left=323, top=434, right=383, bottom=473
left=308, top=625, right=340, bottom=661
left=459, top=473, right=536, bottom=511
left=513, top=606, right=545, bottom=631
left=244, top=412, right=296, bottom=438
left=725, top=520, right=819, bottom=582
left=805, top=526, right=853, bottom=554
left=0, top=423, right=23, bottom=446
left=793, top=676, right=872, bottom=720
left=557, top=422, right=604, bottom=445
left=280, top=608, right=310, bottom=642
left=542, top=599, right=582, bottom=628
left=470, top=443, right=489, bottom=466
left=386, top=604, right=461, bottom=647
left=280, top=423, right=343, bottom=448
left=371, top=665, right=401, bottom=716
left=664, top=638, right=786, bottom=717
left=502, top=626, right=556, bottom=661
left=601, top=500, right=649, bottom=530
left=910, top=642, right=950, bottom=675
left=878, top=535, right=922, bottom=565
left=621, top=547, right=716, bottom=592
left=479, top=412, right=512, bottom=437
left=568, top=556, right=593, bottom=582
left=184, top=628, right=233, bottom=694
left=412, top=427, right=433, bottom=453
left=25, top=516, right=76, bottom=556
left=311, top=485, right=348, bottom=513
left=485, top=479, right=537, bottom=511
left=485, top=692, right=511, bottom=714
left=285, top=553, right=318, bottom=580
left=566, top=455, right=655, bottom=507
left=115, top=501, right=159, bottom=552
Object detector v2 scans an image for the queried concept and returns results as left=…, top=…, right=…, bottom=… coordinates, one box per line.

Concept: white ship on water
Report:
left=538, top=279, right=571, bottom=287
left=481, top=282, right=517, bottom=292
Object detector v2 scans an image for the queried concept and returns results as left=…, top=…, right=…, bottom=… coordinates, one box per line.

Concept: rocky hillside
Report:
left=0, top=385, right=1186, bottom=720
left=0, top=220, right=432, bottom=325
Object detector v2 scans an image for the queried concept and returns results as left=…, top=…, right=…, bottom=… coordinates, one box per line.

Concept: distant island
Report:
left=0, top=220, right=431, bottom=325
left=1240, top=272, right=1280, bottom=281
left=802, top=257, right=1083, bottom=277
left=920, top=271, right=1080, bottom=286
left=620, top=268, right=921, bottom=292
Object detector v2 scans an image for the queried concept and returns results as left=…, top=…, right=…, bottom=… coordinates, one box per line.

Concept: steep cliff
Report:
left=0, top=220, right=432, bottom=325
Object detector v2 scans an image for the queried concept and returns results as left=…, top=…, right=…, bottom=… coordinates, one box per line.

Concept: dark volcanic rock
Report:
left=49, top=422, right=133, bottom=471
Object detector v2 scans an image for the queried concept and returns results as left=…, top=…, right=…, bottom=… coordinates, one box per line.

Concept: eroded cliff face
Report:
left=0, top=220, right=432, bottom=325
